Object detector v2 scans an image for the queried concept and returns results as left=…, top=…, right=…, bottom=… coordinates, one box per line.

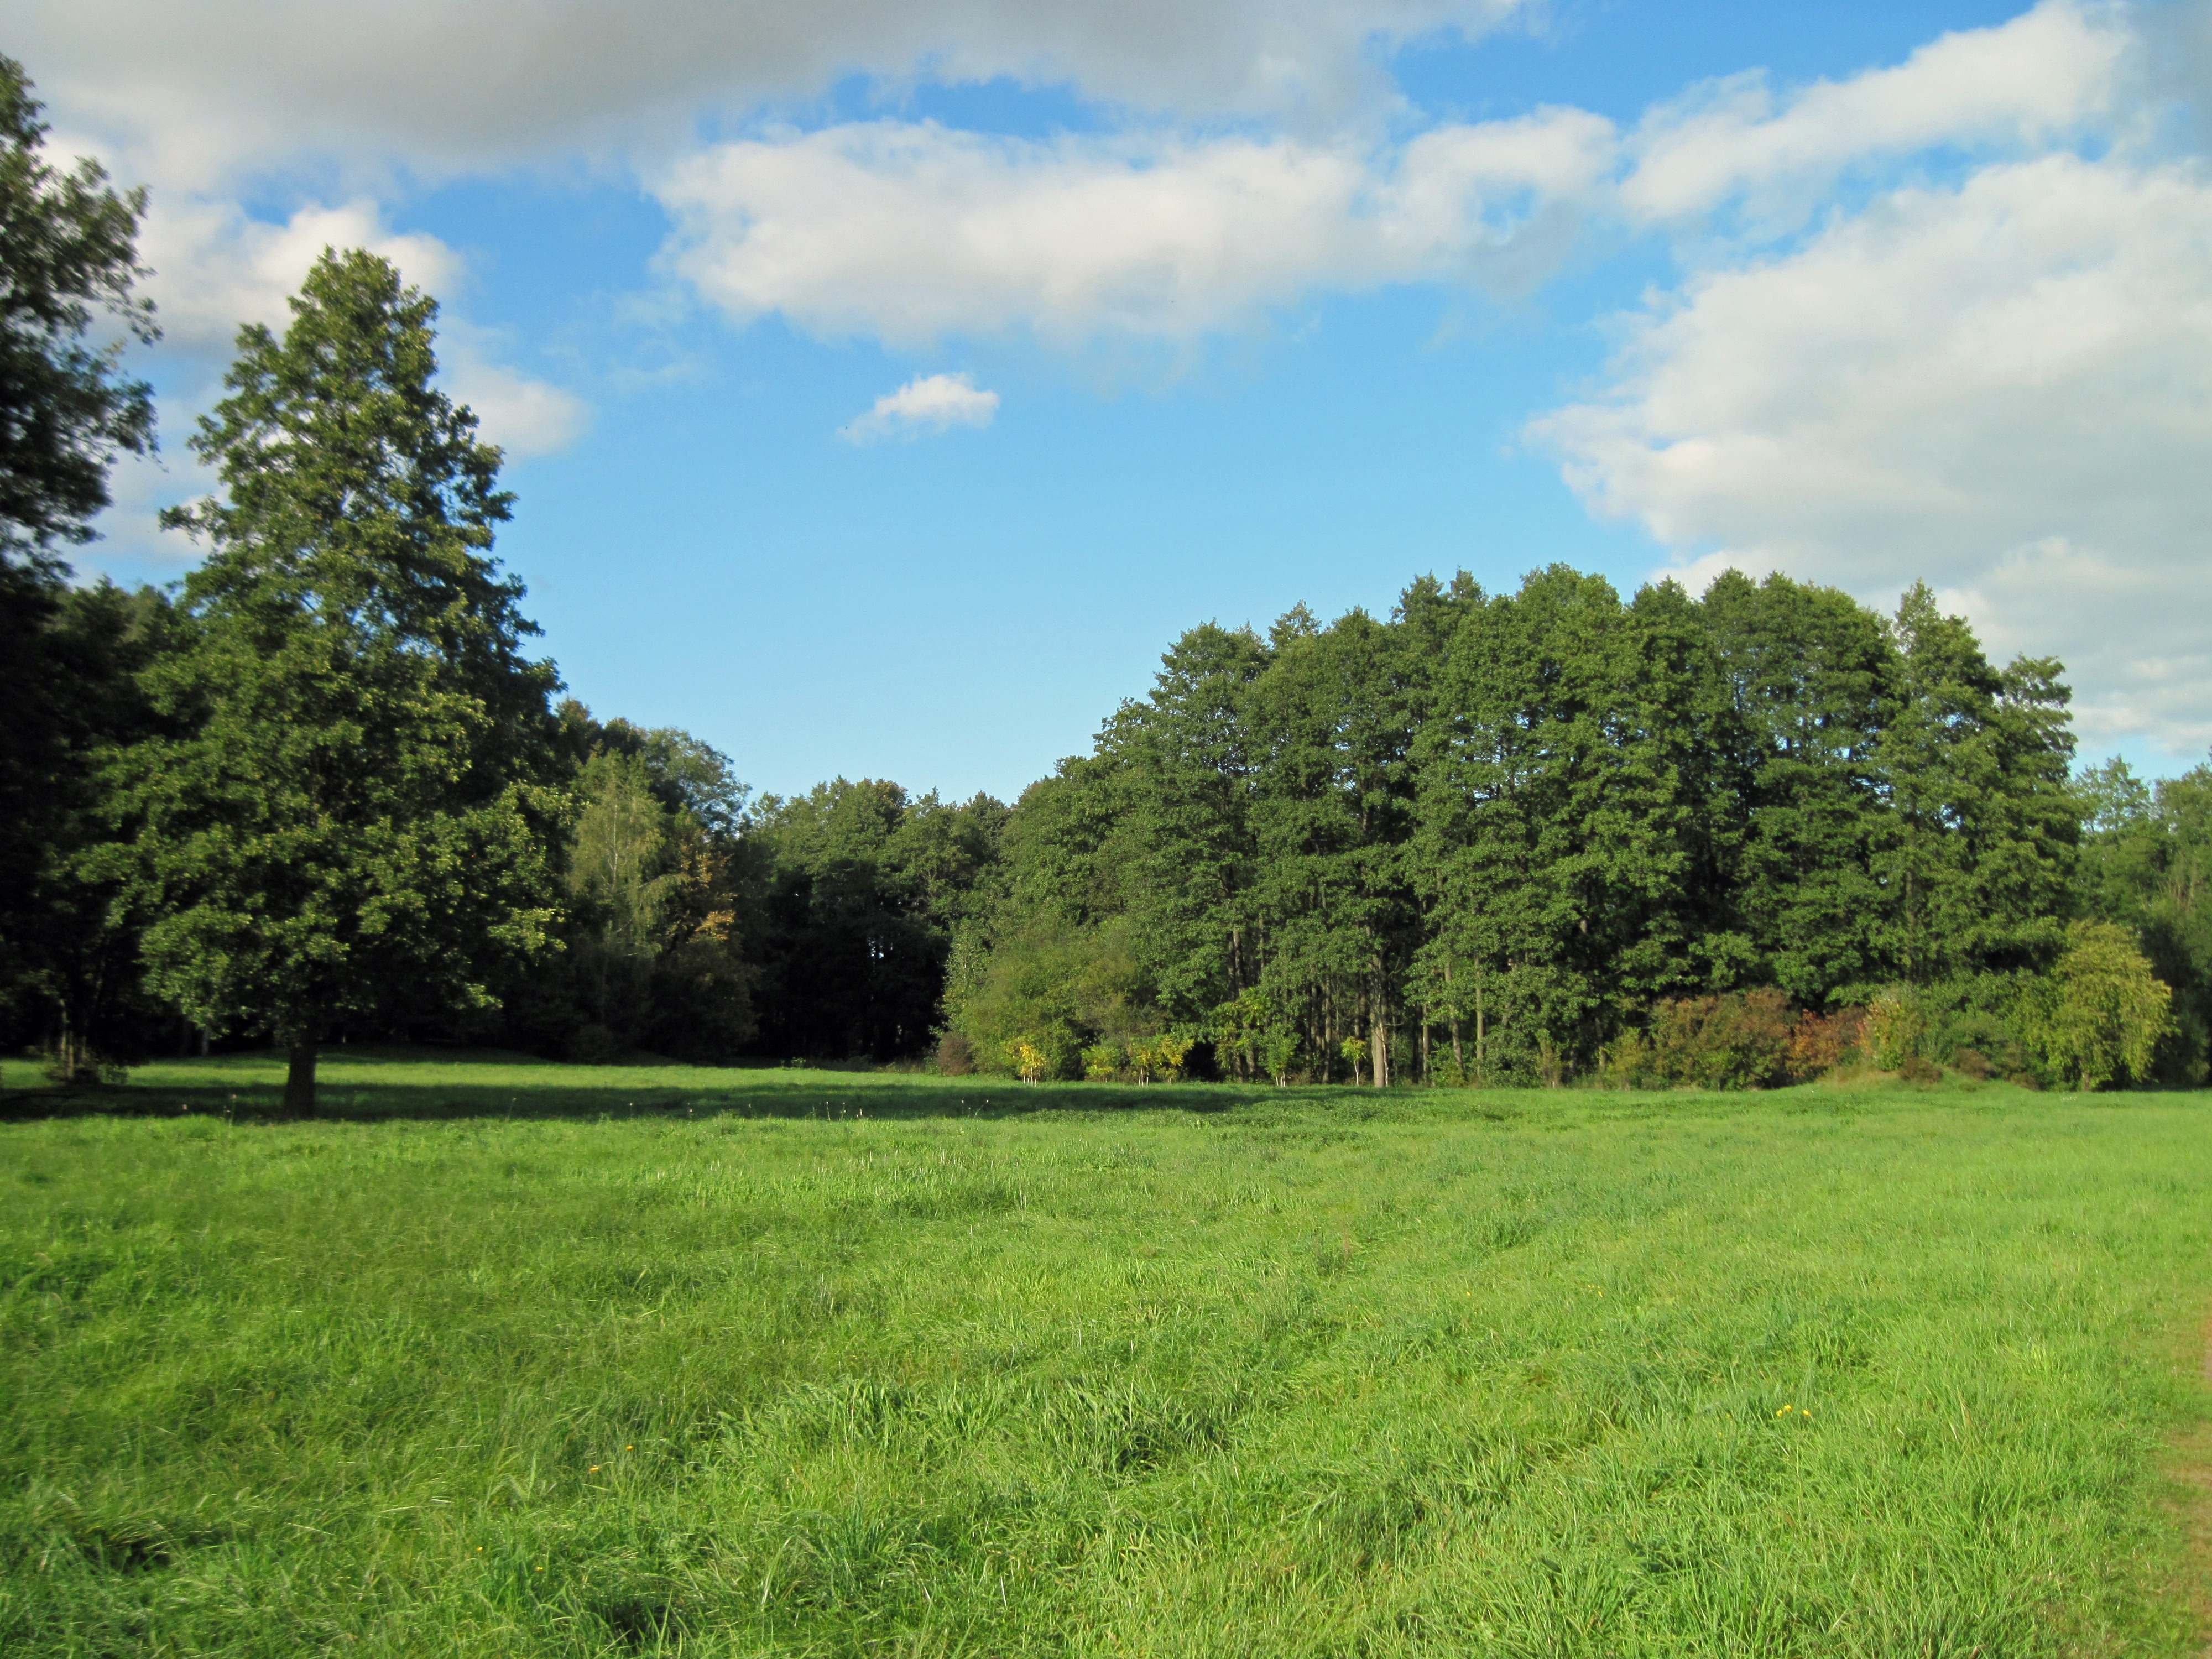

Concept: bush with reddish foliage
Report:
left=1646, top=989, right=1798, bottom=1089
left=1785, top=1008, right=1867, bottom=1082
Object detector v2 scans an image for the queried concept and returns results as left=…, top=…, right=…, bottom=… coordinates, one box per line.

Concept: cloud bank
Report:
left=658, top=108, right=1613, bottom=346
left=1535, top=149, right=2212, bottom=755
left=123, top=196, right=586, bottom=463
left=17, top=0, right=1531, bottom=185
left=20, top=0, right=2211, bottom=757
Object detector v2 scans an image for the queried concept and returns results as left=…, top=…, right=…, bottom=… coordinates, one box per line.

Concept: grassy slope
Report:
left=3, top=1052, right=2210, bottom=1656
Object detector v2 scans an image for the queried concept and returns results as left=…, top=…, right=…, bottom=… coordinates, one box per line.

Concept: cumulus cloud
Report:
left=1620, top=0, right=2125, bottom=223
left=126, top=196, right=587, bottom=457
left=135, top=195, right=461, bottom=354
left=841, top=372, right=1001, bottom=442
left=1531, top=151, right=2212, bottom=756
left=649, top=4, right=2130, bottom=348
left=439, top=332, right=594, bottom=459
left=15, top=0, right=1530, bottom=185
left=658, top=108, right=1615, bottom=344
left=29, top=0, right=2211, bottom=763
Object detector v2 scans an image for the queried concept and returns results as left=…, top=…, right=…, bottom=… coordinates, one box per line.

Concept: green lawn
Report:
left=4, top=1051, right=2210, bottom=1655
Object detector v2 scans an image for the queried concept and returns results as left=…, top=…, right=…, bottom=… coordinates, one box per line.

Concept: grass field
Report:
left=5, top=1049, right=2212, bottom=1656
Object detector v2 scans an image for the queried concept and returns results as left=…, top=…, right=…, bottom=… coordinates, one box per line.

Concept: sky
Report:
left=19, top=0, right=2212, bottom=803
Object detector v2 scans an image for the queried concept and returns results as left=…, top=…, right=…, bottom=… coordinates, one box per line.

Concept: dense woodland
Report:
left=1, top=56, right=2200, bottom=1101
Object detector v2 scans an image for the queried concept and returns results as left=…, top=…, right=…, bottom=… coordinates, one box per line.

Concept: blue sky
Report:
left=23, top=0, right=2212, bottom=801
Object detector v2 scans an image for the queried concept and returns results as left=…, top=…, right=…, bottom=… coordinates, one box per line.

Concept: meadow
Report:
left=4, top=1050, right=2212, bottom=1656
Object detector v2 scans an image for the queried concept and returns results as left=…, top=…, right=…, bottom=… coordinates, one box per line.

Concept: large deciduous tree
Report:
left=123, top=249, right=562, bottom=1111
left=0, top=56, right=158, bottom=1024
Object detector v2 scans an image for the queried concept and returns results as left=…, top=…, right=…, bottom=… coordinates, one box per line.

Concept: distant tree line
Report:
left=0, top=55, right=2197, bottom=1102
left=941, top=571, right=2200, bottom=1089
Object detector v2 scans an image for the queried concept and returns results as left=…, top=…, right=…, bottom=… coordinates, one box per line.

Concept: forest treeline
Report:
left=936, top=570, right=2196, bottom=1090
left=15, top=559, right=2199, bottom=1094
left=0, top=56, right=2199, bottom=1100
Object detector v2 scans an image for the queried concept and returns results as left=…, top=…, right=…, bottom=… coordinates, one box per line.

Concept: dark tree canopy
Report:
left=0, top=57, right=157, bottom=1036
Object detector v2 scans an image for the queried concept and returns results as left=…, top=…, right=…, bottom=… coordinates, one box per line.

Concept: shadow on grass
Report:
left=0, top=1048, right=1350, bottom=1126
left=3, top=1045, right=2022, bottom=1130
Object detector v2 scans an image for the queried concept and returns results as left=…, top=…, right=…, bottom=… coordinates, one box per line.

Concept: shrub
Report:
left=947, top=919, right=1157, bottom=1079
left=933, top=1032, right=977, bottom=1076
left=1597, top=1030, right=1653, bottom=1089
left=1647, top=990, right=1795, bottom=1089
left=1930, top=1008, right=2027, bottom=1081
left=1339, top=1037, right=1366, bottom=1086
left=1865, top=992, right=1930, bottom=1070
left=1082, top=1041, right=1124, bottom=1082
left=1002, top=1026, right=1081, bottom=1083
left=1897, top=1055, right=1942, bottom=1085
left=1785, top=1008, right=1866, bottom=1082
left=565, top=1022, right=623, bottom=1065
left=2023, top=920, right=2174, bottom=1091
left=1128, top=1032, right=1193, bottom=1084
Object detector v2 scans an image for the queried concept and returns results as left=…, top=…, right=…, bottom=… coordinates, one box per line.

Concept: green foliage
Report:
left=2074, top=758, right=2212, bottom=1083
left=1865, top=989, right=1932, bottom=1070
left=973, top=567, right=2082, bottom=1085
left=1126, top=1029, right=1194, bottom=1083
left=116, top=251, right=564, bottom=1107
left=1081, top=1039, right=1124, bottom=1081
left=0, top=56, right=156, bottom=574
left=749, top=780, right=1005, bottom=1060
left=945, top=919, right=1150, bottom=1078
left=7, top=582, right=182, bottom=1078
left=0, top=59, right=158, bottom=1044
left=1875, top=583, right=2078, bottom=987
left=2024, top=920, right=2173, bottom=1091
left=1642, top=989, right=1797, bottom=1088
left=4, top=1055, right=2211, bottom=1653
left=513, top=728, right=758, bottom=1064
left=1701, top=572, right=1893, bottom=1001
left=1601, top=990, right=1813, bottom=1089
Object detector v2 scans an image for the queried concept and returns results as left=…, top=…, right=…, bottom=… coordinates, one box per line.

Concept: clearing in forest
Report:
left=4, top=1051, right=2211, bottom=1656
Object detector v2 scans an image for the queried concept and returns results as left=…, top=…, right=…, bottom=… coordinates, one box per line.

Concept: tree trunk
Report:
left=284, top=1041, right=319, bottom=1115
left=1370, top=1018, right=1389, bottom=1089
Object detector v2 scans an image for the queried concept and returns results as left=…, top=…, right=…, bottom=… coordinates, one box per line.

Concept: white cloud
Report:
left=135, top=195, right=462, bottom=354
left=126, top=197, right=587, bottom=458
left=841, top=372, right=1001, bottom=443
left=439, top=332, right=594, bottom=460
left=1531, top=150, right=2212, bottom=756
left=15, top=0, right=1530, bottom=186
left=29, top=0, right=2210, bottom=766
left=645, top=3, right=2135, bottom=349
left=1620, top=0, right=2125, bottom=223
left=658, top=108, right=1614, bottom=345
left=80, top=446, right=212, bottom=569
